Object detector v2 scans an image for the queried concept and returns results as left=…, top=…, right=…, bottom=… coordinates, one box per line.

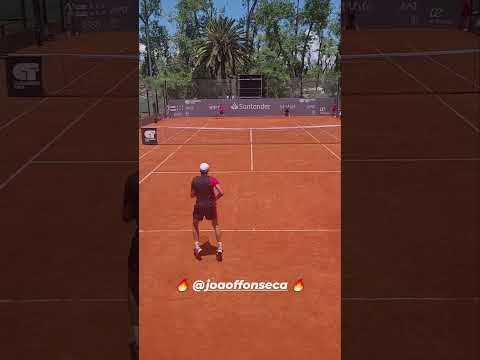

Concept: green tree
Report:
left=255, top=0, right=296, bottom=77
left=250, top=45, right=291, bottom=97
left=194, top=16, right=251, bottom=79
left=255, top=0, right=330, bottom=95
left=299, top=0, right=330, bottom=95
left=140, top=21, right=169, bottom=76
left=242, top=0, right=259, bottom=47
left=173, top=0, right=216, bottom=70
left=139, top=0, right=162, bottom=77
left=138, top=0, right=340, bottom=99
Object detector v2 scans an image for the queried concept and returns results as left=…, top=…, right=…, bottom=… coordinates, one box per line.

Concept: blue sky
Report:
left=158, top=0, right=340, bottom=33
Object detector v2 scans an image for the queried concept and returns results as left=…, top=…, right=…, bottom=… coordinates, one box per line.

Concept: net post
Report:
left=155, top=89, right=159, bottom=119
left=336, top=79, right=340, bottom=117
left=249, top=128, right=254, bottom=171
left=164, top=79, right=168, bottom=118
left=146, top=89, right=151, bottom=117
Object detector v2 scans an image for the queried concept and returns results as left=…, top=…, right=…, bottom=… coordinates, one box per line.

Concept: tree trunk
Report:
left=294, top=0, right=300, bottom=57
left=209, top=0, right=214, bottom=18
left=252, top=22, right=259, bottom=51
left=245, top=0, right=250, bottom=43
left=315, top=35, right=323, bottom=92
left=299, top=24, right=313, bottom=97
left=221, top=61, right=226, bottom=80
left=144, top=2, right=153, bottom=78
left=273, top=25, right=294, bottom=79
left=245, top=0, right=258, bottom=48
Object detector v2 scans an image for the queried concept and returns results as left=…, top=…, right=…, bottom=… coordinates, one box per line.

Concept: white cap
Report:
left=200, top=163, right=209, bottom=172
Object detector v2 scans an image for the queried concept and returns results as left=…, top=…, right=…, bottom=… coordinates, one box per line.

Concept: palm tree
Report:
left=194, top=16, right=251, bottom=79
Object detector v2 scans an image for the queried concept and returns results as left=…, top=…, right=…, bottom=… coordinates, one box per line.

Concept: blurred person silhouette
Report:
left=63, top=0, right=75, bottom=38
left=32, top=0, right=45, bottom=46
left=123, top=171, right=139, bottom=359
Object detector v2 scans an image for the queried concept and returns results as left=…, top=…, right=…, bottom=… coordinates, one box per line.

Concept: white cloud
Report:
left=306, top=32, right=339, bottom=65
left=139, top=43, right=146, bottom=62
left=309, top=34, right=321, bottom=63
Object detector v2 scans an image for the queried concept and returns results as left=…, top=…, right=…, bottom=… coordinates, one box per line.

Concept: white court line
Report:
left=32, top=160, right=137, bottom=164
left=140, top=229, right=340, bottom=233
left=341, top=48, right=480, bottom=60
left=343, top=297, right=480, bottom=302
left=296, top=122, right=341, bottom=161
left=140, top=144, right=163, bottom=160
left=321, top=144, right=340, bottom=161
left=318, top=127, right=340, bottom=142
left=0, top=298, right=127, bottom=304
left=139, top=120, right=209, bottom=184
left=139, top=128, right=189, bottom=160
left=374, top=46, right=480, bottom=133
left=139, top=146, right=159, bottom=159
left=250, top=128, right=254, bottom=171
left=407, top=44, right=480, bottom=89
left=344, top=158, right=480, bottom=162
left=0, top=48, right=131, bottom=133
left=0, top=62, right=101, bottom=133
left=151, top=170, right=340, bottom=174
left=153, top=125, right=340, bottom=131
left=0, top=66, right=138, bottom=191
left=7, top=52, right=137, bottom=58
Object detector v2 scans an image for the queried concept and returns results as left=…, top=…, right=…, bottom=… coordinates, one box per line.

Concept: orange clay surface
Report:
left=140, top=115, right=341, bottom=360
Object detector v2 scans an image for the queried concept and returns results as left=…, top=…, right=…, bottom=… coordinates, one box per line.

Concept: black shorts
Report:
left=193, top=204, right=217, bottom=221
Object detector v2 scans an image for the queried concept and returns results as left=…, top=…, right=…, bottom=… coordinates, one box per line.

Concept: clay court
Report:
left=1, top=32, right=138, bottom=359
left=139, top=115, right=341, bottom=360
left=139, top=26, right=479, bottom=359
left=340, top=28, right=479, bottom=359
left=1, top=19, right=478, bottom=360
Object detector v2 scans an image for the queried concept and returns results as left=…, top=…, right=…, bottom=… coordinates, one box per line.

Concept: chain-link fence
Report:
left=265, top=78, right=339, bottom=98
left=140, top=77, right=340, bottom=118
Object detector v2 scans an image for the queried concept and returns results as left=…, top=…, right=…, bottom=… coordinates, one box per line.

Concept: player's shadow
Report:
left=193, top=239, right=219, bottom=260
left=200, top=240, right=219, bottom=256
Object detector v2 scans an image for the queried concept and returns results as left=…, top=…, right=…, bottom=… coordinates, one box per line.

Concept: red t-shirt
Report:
left=191, top=176, right=220, bottom=206
left=210, top=177, right=220, bottom=187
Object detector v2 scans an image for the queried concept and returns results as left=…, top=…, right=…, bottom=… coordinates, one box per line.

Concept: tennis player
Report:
left=123, top=171, right=139, bottom=359
left=63, top=0, right=74, bottom=38
left=284, top=107, right=290, bottom=117
left=191, top=163, right=224, bottom=261
left=461, top=0, right=472, bottom=31
left=218, top=104, right=225, bottom=118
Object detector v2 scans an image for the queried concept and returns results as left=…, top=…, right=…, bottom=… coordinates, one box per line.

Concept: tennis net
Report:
left=341, top=48, right=480, bottom=95
left=147, top=125, right=341, bottom=145
left=5, top=52, right=138, bottom=97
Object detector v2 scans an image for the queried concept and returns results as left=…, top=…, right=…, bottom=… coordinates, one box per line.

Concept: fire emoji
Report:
left=177, top=279, right=188, bottom=292
left=293, top=279, right=304, bottom=292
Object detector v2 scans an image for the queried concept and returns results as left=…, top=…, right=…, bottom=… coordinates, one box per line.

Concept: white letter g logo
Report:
left=13, top=63, right=40, bottom=81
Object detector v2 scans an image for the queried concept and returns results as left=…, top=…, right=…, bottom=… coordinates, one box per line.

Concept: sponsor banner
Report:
left=168, top=98, right=337, bottom=117
left=7, top=56, right=43, bottom=97
left=142, top=128, right=158, bottom=145
left=347, top=0, right=461, bottom=28
left=73, top=0, right=137, bottom=32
